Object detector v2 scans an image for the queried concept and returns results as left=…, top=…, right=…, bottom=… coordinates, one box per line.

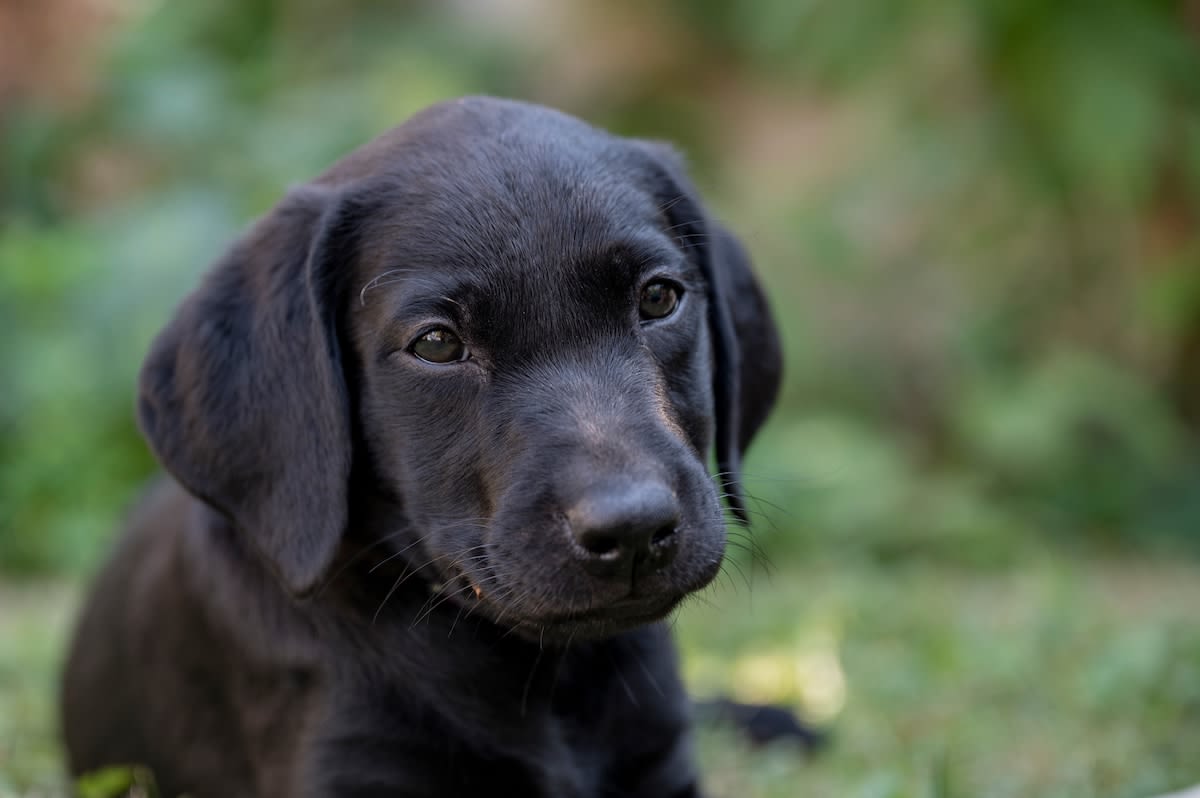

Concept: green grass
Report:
left=0, top=583, right=74, bottom=797
left=680, top=553, right=1200, bottom=798
left=2, top=552, right=1199, bottom=798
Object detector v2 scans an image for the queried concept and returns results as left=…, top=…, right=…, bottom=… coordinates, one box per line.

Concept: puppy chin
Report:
left=506, top=597, right=684, bottom=643
left=460, top=562, right=723, bottom=644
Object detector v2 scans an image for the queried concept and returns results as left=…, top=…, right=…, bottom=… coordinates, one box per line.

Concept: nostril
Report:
left=565, top=479, right=680, bottom=571
left=651, top=525, right=677, bottom=547
left=578, top=532, right=623, bottom=560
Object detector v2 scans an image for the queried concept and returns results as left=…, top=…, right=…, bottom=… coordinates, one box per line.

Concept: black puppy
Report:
left=61, top=97, right=781, bottom=797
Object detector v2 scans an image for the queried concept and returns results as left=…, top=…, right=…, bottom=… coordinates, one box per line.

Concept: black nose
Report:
left=566, top=480, right=680, bottom=580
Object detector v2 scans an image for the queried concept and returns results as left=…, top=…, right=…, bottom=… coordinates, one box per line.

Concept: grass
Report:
left=2, top=550, right=1199, bottom=798
left=0, top=583, right=74, bottom=797
left=681, top=552, right=1200, bottom=798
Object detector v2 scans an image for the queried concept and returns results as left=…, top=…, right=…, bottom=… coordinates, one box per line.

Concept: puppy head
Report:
left=138, top=98, right=781, bottom=639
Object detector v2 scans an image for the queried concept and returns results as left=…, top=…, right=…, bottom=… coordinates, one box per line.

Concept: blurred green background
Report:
left=2, top=1, right=1200, bottom=796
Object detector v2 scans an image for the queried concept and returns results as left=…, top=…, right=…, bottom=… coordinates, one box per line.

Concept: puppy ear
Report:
left=708, top=219, right=784, bottom=454
left=632, top=142, right=783, bottom=523
left=137, top=186, right=359, bottom=596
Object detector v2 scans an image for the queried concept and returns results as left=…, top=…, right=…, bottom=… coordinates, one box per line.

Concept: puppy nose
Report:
left=566, top=480, right=680, bottom=579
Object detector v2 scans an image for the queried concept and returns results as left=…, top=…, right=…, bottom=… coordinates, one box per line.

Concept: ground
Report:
left=2, top=551, right=1198, bottom=798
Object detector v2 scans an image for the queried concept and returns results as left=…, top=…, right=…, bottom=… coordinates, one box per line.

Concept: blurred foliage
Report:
left=1, top=1, right=1199, bottom=569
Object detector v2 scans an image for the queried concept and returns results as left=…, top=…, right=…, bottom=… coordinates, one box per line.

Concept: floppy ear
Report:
left=137, top=186, right=359, bottom=596
left=708, top=219, right=784, bottom=453
left=632, top=142, right=783, bottom=523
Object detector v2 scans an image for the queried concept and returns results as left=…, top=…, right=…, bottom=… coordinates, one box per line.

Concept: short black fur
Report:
left=61, top=97, right=783, bottom=798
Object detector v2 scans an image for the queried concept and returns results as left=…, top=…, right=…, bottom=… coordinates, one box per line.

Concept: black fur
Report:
left=61, top=97, right=783, bottom=798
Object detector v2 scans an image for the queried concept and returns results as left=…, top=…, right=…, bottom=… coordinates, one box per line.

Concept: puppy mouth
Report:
left=436, top=560, right=684, bottom=639
left=527, top=598, right=680, bottom=630
left=507, top=598, right=682, bottom=642
left=432, top=560, right=492, bottom=601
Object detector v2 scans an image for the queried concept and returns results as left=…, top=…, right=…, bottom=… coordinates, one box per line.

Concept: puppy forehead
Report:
left=340, top=105, right=705, bottom=335
left=321, top=95, right=641, bottom=189
left=353, top=156, right=687, bottom=308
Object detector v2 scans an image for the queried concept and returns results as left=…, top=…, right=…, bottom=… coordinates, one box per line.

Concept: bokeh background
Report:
left=3, top=0, right=1200, bottom=796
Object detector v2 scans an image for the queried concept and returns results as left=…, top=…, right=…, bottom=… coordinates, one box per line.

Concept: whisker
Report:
left=726, top=531, right=775, bottom=574
left=372, top=563, right=416, bottom=626
left=447, top=597, right=469, bottom=639
left=629, top=643, right=664, bottom=698
left=368, top=535, right=433, bottom=574
left=608, top=648, right=639, bottom=708
left=655, top=194, right=690, bottom=217
left=313, top=528, right=413, bottom=598
left=520, top=645, right=545, bottom=717
left=371, top=543, right=486, bottom=624
left=711, top=470, right=823, bottom=485
left=360, top=268, right=418, bottom=306
left=720, top=555, right=752, bottom=595
left=725, top=536, right=772, bottom=570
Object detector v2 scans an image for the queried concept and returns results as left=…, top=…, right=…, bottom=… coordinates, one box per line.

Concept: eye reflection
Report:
left=640, top=281, right=681, bottom=321
left=410, top=328, right=467, bottom=364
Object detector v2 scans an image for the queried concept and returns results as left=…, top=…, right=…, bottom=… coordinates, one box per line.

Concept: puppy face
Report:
left=137, top=98, right=781, bottom=641
left=345, top=137, right=725, bottom=637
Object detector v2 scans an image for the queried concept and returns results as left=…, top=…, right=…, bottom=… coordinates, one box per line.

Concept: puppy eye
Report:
left=639, top=280, right=681, bottom=321
left=410, top=328, right=467, bottom=364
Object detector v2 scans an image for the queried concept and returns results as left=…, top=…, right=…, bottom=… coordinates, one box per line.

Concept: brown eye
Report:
left=639, top=280, right=681, bottom=321
left=410, top=328, right=467, bottom=364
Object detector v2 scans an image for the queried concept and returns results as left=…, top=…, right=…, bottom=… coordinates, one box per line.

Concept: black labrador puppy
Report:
left=61, top=97, right=781, bottom=798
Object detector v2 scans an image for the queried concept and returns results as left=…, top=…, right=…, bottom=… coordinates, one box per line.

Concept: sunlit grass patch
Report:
left=677, top=555, right=1200, bottom=798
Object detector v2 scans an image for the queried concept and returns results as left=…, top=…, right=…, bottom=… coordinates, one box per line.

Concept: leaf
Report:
left=75, top=765, right=159, bottom=798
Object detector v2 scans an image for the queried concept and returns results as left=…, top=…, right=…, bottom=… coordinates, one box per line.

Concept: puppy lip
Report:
left=523, top=595, right=680, bottom=628
left=441, top=560, right=489, bottom=600
left=461, top=584, right=677, bottom=630
left=444, top=551, right=701, bottom=632
left=509, top=605, right=677, bottom=641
